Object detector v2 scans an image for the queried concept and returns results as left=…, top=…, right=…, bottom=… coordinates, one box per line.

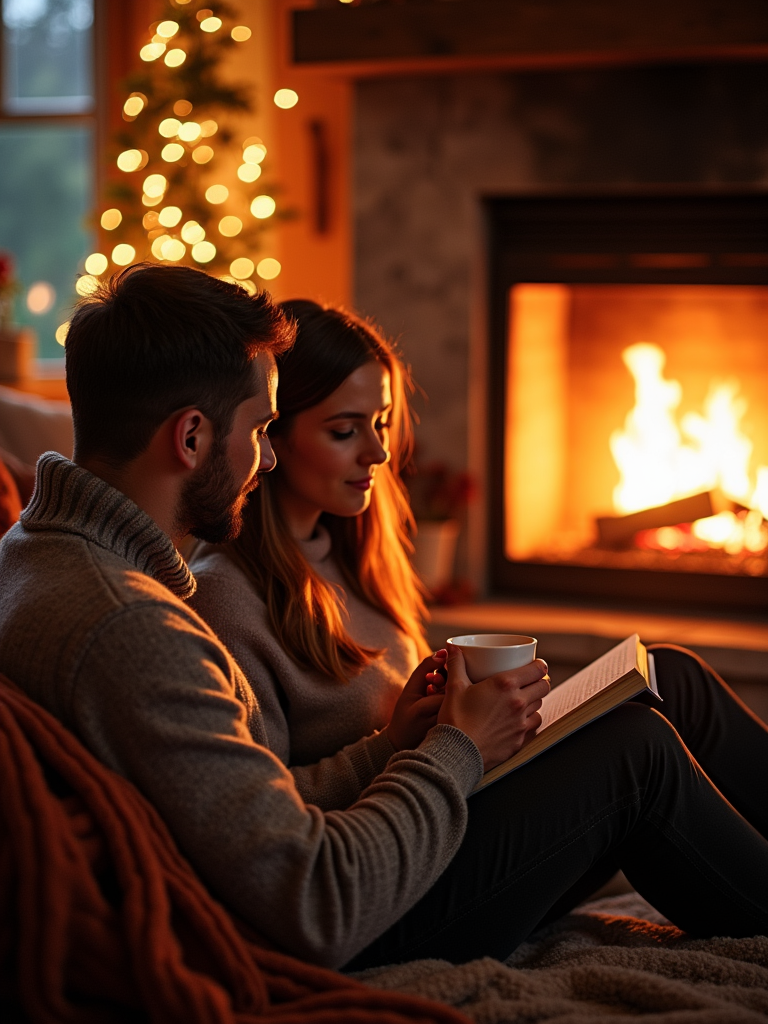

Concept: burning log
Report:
left=595, top=491, right=722, bottom=549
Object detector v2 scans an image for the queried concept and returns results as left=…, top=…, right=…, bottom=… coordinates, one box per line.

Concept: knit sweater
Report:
left=189, top=529, right=420, bottom=811
left=0, top=453, right=483, bottom=969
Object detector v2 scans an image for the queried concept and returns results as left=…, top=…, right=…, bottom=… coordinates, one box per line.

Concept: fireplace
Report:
left=487, top=193, right=768, bottom=612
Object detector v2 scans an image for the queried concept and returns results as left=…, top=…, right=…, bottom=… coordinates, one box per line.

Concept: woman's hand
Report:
left=384, top=651, right=448, bottom=752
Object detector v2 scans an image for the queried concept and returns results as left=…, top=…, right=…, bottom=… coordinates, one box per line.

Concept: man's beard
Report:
left=177, top=433, right=258, bottom=545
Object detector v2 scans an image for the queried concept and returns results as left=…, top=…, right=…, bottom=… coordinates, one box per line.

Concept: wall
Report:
left=352, top=61, right=768, bottom=585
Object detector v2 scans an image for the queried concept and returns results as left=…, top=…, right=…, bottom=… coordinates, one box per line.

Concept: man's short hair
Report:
left=66, top=263, right=294, bottom=465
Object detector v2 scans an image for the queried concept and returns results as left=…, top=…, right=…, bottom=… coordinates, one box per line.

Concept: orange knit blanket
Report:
left=0, top=675, right=470, bottom=1024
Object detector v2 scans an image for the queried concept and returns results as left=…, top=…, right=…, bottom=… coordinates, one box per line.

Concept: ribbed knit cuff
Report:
left=417, top=724, right=484, bottom=796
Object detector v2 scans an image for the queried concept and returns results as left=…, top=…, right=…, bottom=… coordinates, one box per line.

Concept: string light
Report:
left=161, top=238, right=186, bottom=261
left=237, top=163, right=261, bottom=182
left=100, top=209, right=122, bottom=230
left=117, top=149, right=146, bottom=172
left=178, top=122, right=202, bottom=142
left=231, top=26, right=251, bottom=41
left=84, top=253, right=108, bottom=275
left=26, top=282, right=56, bottom=314
left=205, top=184, right=228, bottom=204
left=173, top=99, right=193, bottom=116
left=196, top=9, right=213, bottom=21
left=156, top=20, right=179, bottom=38
left=159, top=118, right=182, bottom=137
left=123, top=93, right=147, bottom=119
left=200, top=16, right=222, bottom=32
left=76, top=275, right=100, bottom=296
left=158, top=206, right=183, bottom=227
left=151, top=234, right=171, bottom=259
left=112, top=244, right=136, bottom=266
left=165, top=48, right=187, bottom=67
left=274, top=89, right=298, bottom=109
left=161, top=143, right=185, bottom=162
left=192, top=146, right=214, bottom=164
left=239, top=279, right=258, bottom=295
left=181, top=221, right=205, bottom=244
left=243, top=143, right=266, bottom=165
left=143, top=173, right=168, bottom=198
left=142, top=193, right=163, bottom=207
left=192, top=241, right=216, bottom=263
left=250, top=195, right=276, bottom=219
left=55, top=322, right=69, bottom=346
left=142, top=211, right=160, bottom=230
left=230, top=257, right=254, bottom=280
left=140, top=42, right=165, bottom=61
left=200, top=120, right=218, bottom=137
left=256, top=258, right=281, bottom=280
left=218, top=216, right=242, bottom=237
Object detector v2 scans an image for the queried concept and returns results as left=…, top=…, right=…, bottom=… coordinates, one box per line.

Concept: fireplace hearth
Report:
left=487, top=193, right=768, bottom=612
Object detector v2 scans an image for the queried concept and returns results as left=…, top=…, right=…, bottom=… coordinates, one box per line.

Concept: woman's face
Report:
left=272, top=360, right=392, bottom=539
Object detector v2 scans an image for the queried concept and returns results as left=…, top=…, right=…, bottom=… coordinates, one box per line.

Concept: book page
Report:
left=538, top=635, right=639, bottom=731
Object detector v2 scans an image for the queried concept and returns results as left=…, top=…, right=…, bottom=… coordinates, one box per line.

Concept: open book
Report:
left=472, top=634, right=659, bottom=794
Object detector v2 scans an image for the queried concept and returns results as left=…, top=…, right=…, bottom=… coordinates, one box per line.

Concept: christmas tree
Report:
left=68, top=0, right=296, bottom=332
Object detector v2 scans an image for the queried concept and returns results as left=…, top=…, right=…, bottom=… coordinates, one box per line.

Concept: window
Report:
left=0, top=0, right=95, bottom=360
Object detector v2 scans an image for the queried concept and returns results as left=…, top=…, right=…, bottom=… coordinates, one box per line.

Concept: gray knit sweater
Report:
left=0, top=453, right=483, bottom=968
left=190, top=529, right=420, bottom=811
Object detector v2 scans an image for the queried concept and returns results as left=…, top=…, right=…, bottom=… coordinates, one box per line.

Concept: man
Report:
left=0, top=264, right=766, bottom=972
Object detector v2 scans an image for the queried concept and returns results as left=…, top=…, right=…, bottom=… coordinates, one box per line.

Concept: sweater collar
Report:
left=21, top=452, right=196, bottom=600
left=297, top=523, right=332, bottom=565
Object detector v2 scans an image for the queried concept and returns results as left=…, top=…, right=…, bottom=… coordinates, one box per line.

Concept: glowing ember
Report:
left=611, top=342, right=768, bottom=554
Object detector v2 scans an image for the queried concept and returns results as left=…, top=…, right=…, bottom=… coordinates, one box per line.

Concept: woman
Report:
left=190, top=301, right=445, bottom=811
left=190, top=300, right=768, bottom=964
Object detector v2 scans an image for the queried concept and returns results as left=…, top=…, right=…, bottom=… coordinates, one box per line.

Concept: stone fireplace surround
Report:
left=351, top=60, right=768, bottom=708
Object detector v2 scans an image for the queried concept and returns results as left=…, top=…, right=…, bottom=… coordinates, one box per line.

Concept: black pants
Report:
left=346, top=645, right=768, bottom=969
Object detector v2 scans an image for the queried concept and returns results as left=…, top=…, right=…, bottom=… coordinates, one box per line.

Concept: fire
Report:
left=610, top=343, right=768, bottom=553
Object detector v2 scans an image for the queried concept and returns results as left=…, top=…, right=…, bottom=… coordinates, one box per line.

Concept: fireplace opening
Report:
left=487, top=194, right=768, bottom=612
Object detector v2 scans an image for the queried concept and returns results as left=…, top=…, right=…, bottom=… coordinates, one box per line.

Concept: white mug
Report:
left=446, top=634, right=537, bottom=683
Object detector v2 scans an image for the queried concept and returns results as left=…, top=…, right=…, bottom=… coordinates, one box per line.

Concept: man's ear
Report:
left=171, top=408, right=213, bottom=470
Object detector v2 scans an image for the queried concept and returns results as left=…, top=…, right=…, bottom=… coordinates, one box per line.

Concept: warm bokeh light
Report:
left=100, top=208, right=122, bottom=230
left=218, top=216, right=243, bottom=237
left=142, top=193, right=162, bottom=207
left=230, top=257, right=254, bottom=280
left=151, top=234, right=171, bottom=259
left=200, top=16, right=222, bottom=32
left=165, top=49, right=186, bottom=68
left=231, top=26, right=251, bottom=41
left=55, top=321, right=69, bottom=346
left=156, top=20, right=179, bottom=38
left=243, top=141, right=266, bottom=164
left=192, top=146, right=214, bottom=164
left=75, top=275, right=100, bottom=296
left=161, top=238, right=186, bottom=262
left=143, top=173, right=168, bottom=198
left=200, top=119, right=218, bottom=137
left=161, top=143, right=185, bottom=162
left=274, top=89, right=298, bottom=109
left=26, top=281, right=56, bottom=315
left=239, top=279, right=257, bottom=295
left=174, top=99, right=193, bottom=116
left=205, top=184, right=228, bottom=204
left=158, top=206, right=183, bottom=228
left=178, top=122, right=201, bottom=143
left=250, top=195, right=276, bottom=219
left=181, top=220, right=205, bottom=244
left=192, top=240, right=216, bottom=263
left=117, top=149, right=146, bottom=172
left=256, top=258, right=281, bottom=280
left=142, top=211, right=160, bottom=230
left=112, top=244, right=136, bottom=266
left=159, top=117, right=181, bottom=138
left=140, top=42, right=165, bottom=61
left=122, top=94, right=146, bottom=119
left=84, top=253, right=108, bottom=275
left=237, top=164, right=261, bottom=183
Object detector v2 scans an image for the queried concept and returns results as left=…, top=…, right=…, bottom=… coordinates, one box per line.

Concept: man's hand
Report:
left=437, top=644, right=550, bottom=771
left=384, top=652, right=447, bottom=751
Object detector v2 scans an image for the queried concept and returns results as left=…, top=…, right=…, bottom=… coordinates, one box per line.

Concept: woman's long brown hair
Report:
left=226, top=300, right=430, bottom=682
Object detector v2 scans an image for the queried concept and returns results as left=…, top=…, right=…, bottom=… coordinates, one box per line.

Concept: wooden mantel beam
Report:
left=291, top=0, right=768, bottom=74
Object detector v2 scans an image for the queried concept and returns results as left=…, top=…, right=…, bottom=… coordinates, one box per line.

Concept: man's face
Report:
left=180, top=352, right=278, bottom=544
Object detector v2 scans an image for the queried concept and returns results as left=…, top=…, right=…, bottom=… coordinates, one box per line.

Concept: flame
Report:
left=611, top=342, right=767, bottom=553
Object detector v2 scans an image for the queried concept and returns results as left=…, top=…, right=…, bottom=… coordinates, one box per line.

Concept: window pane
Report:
left=2, top=0, right=94, bottom=114
left=0, top=124, right=93, bottom=359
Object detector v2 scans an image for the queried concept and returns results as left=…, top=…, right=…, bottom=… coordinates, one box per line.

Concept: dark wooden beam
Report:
left=292, top=0, right=768, bottom=71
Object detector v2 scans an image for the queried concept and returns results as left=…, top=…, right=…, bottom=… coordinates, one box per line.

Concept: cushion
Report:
left=0, top=384, right=73, bottom=464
